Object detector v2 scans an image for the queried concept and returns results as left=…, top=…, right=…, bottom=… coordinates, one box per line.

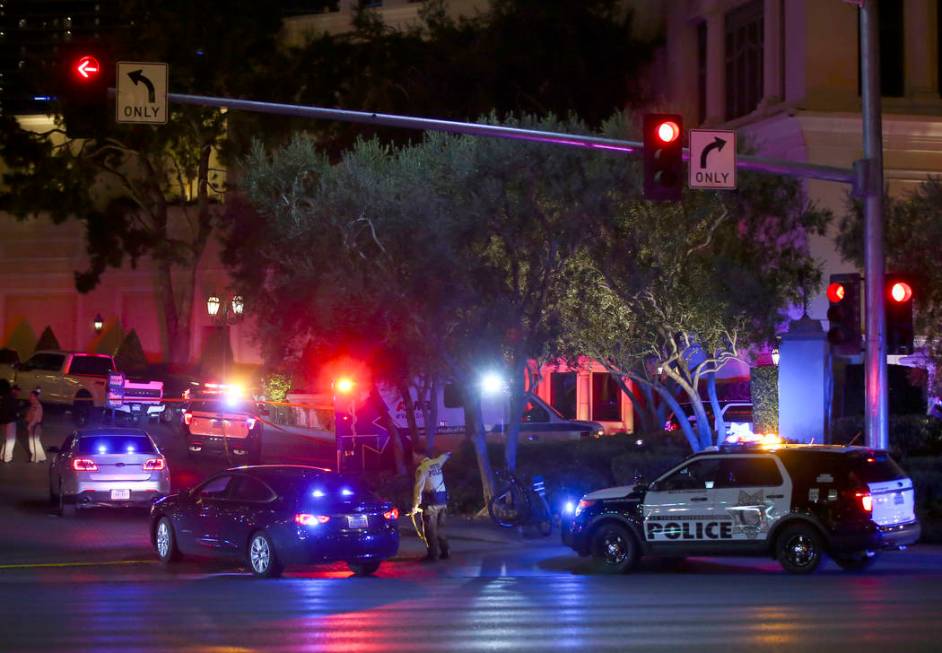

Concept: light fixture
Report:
left=93, top=313, right=104, bottom=333
left=230, top=295, right=244, bottom=316
left=206, top=295, right=221, bottom=317
left=480, top=371, right=506, bottom=396
left=771, top=348, right=780, bottom=366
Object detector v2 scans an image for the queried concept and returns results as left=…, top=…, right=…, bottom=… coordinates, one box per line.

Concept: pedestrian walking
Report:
left=0, top=379, right=17, bottom=463
left=26, top=390, right=45, bottom=463
left=412, top=446, right=451, bottom=562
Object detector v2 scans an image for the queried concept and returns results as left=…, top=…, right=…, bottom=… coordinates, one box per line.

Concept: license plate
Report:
left=347, top=514, right=368, bottom=529
left=111, top=489, right=131, bottom=500
left=894, top=492, right=904, bottom=505
left=131, top=404, right=142, bottom=412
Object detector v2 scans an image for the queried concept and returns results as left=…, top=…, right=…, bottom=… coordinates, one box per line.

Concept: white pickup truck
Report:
left=0, top=350, right=164, bottom=422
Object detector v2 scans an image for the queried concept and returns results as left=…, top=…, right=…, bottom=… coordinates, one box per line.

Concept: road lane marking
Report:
left=0, top=559, right=156, bottom=570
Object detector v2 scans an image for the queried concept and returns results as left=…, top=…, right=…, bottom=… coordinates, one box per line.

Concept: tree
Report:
left=35, top=327, right=62, bottom=353
left=0, top=0, right=285, bottom=365
left=836, top=178, right=942, bottom=392
left=561, top=168, right=830, bottom=450
left=114, top=329, right=149, bottom=374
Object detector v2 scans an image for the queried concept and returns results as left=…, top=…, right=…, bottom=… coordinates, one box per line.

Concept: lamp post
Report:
left=93, top=314, right=104, bottom=334
left=205, top=294, right=244, bottom=379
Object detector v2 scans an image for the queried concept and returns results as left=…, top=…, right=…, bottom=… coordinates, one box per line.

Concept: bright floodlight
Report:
left=480, top=371, right=506, bottom=396
left=335, top=377, right=355, bottom=394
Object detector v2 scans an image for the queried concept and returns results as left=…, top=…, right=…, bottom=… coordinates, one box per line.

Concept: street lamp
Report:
left=206, top=294, right=244, bottom=324
left=93, top=313, right=104, bottom=334
left=771, top=348, right=780, bottom=366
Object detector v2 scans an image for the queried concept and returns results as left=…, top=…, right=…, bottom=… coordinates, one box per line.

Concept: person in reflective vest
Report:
left=412, top=446, right=451, bottom=562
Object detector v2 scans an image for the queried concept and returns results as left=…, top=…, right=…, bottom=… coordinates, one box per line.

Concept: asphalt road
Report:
left=1, top=413, right=942, bottom=652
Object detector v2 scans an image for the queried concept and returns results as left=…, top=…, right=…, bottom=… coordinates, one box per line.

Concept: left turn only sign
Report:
left=116, top=62, right=168, bottom=125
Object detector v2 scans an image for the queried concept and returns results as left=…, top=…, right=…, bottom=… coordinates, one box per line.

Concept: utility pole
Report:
left=859, top=0, right=889, bottom=450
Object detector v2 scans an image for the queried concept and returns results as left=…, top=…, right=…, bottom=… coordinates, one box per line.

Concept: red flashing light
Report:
left=183, top=412, right=193, bottom=426
left=335, top=377, right=355, bottom=395
left=384, top=507, right=400, bottom=521
left=827, top=282, right=846, bottom=303
left=143, top=458, right=165, bottom=471
left=889, top=281, right=912, bottom=303
left=74, top=55, right=100, bottom=80
left=72, top=458, right=98, bottom=472
left=656, top=120, right=680, bottom=144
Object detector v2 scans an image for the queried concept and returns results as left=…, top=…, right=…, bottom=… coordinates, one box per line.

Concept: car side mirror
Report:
left=46, top=446, right=59, bottom=454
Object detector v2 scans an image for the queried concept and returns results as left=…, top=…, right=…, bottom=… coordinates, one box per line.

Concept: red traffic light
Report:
left=889, top=281, right=912, bottom=303
left=73, top=55, right=100, bottom=80
left=827, top=282, right=846, bottom=303
left=335, top=377, right=355, bottom=395
left=656, top=120, right=681, bottom=144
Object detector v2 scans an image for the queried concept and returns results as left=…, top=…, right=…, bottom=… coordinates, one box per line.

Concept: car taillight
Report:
left=183, top=412, right=192, bottom=425
left=143, top=458, right=165, bottom=471
left=295, top=513, right=330, bottom=526
left=71, top=458, right=98, bottom=472
left=574, top=499, right=596, bottom=517
left=384, top=507, right=400, bottom=521
left=855, top=491, right=873, bottom=513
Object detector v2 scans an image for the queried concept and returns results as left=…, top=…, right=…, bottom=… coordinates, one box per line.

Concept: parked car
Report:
left=151, top=465, right=400, bottom=577
left=182, top=383, right=265, bottom=463
left=48, top=427, right=170, bottom=516
left=562, top=437, right=919, bottom=574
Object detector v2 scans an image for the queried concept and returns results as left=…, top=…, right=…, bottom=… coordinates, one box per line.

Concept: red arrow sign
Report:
left=75, top=55, right=100, bottom=80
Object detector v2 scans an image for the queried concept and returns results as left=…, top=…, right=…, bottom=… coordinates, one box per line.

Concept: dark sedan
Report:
left=150, top=465, right=400, bottom=577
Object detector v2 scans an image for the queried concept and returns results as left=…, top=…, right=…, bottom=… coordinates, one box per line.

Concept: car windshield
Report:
left=78, top=435, right=155, bottom=455
left=68, top=356, right=115, bottom=376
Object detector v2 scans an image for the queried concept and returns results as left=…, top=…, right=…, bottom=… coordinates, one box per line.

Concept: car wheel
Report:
left=56, top=480, right=74, bottom=517
left=776, top=524, right=824, bottom=574
left=155, top=517, right=182, bottom=563
left=348, top=561, right=381, bottom=576
left=590, top=523, right=639, bottom=574
left=833, top=551, right=879, bottom=572
left=248, top=531, right=283, bottom=578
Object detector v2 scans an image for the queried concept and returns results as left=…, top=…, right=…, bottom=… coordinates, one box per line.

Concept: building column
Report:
left=705, top=11, right=727, bottom=124
left=906, top=0, right=936, bottom=98
left=761, top=0, right=783, bottom=107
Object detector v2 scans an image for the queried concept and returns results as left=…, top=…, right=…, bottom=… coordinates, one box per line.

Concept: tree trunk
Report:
left=423, top=378, right=440, bottom=454
left=707, top=372, right=726, bottom=444
left=155, top=259, right=189, bottom=367
left=504, top=356, right=528, bottom=472
left=464, top=393, right=495, bottom=503
left=397, top=379, right=420, bottom=448
left=666, top=370, right=714, bottom=449
left=613, top=375, right=651, bottom=433
left=652, top=383, right=701, bottom=451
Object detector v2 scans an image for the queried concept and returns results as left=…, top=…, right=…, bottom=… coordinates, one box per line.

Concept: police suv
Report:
left=563, top=440, right=920, bottom=574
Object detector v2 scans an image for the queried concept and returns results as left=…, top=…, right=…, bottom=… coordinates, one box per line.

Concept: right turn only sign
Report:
left=689, top=129, right=736, bottom=190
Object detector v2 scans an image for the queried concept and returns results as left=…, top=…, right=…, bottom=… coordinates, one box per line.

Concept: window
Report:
left=656, top=458, right=722, bottom=492
left=443, top=383, right=462, bottom=409
left=198, top=475, right=235, bottom=499
left=522, top=401, right=549, bottom=424
left=591, top=373, right=621, bottom=422
left=78, top=435, right=156, bottom=455
left=550, top=372, right=577, bottom=419
left=68, top=355, right=114, bottom=376
left=725, top=0, right=764, bottom=120
left=697, top=21, right=707, bottom=125
left=717, top=457, right=782, bottom=488
left=25, top=353, right=65, bottom=372
left=232, top=477, right=275, bottom=502
left=858, top=1, right=904, bottom=97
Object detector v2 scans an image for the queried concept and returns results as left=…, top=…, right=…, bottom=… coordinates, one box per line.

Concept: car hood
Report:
left=584, top=485, right=641, bottom=501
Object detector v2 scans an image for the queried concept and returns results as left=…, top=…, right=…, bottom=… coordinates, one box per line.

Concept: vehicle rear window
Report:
left=262, top=471, right=374, bottom=504
left=69, top=356, right=115, bottom=376
left=78, top=435, right=155, bottom=455
left=189, top=399, right=250, bottom=414
left=847, top=452, right=907, bottom=483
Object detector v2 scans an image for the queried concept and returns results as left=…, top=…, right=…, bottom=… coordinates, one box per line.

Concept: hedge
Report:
left=831, top=414, right=942, bottom=457
left=750, top=366, right=778, bottom=434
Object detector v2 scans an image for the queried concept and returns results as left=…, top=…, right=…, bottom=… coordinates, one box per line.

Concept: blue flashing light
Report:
left=126, top=445, right=136, bottom=453
left=33, top=95, right=53, bottom=102
left=312, top=489, right=326, bottom=498
left=341, top=488, right=354, bottom=497
left=563, top=500, right=576, bottom=515
left=97, top=444, right=108, bottom=454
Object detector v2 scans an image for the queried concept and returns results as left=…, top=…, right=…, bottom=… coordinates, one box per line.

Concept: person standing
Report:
left=26, top=390, right=45, bottom=463
left=0, top=380, right=17, bottom=463
left=412, top=447, right=451, bottom=562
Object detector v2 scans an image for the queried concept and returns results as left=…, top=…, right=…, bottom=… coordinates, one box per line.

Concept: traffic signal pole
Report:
left=860, top=0, right=889, bottom=450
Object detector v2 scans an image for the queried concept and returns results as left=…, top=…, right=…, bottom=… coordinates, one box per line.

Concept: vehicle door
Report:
left=63, top=355, right=111, bottom=405
left=216, top=476, right=279, bottom=556
left=18, top=353, right=60, bottom=401
left=50, top=432, right=77, bottom=492
left=711, top=455, right=791, bottom=543
left=642, top=457, right=723, bottom=545
left=177, top=474, right=237, bottom=554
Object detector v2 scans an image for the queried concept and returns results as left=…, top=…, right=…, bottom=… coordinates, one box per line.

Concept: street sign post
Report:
left=689, top=129, right=736, bottom=190
left=115, top=62, right=168, bottom=125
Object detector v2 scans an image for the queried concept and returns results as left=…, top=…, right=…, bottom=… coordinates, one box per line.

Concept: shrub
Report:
left=750, top=366, right=778, bottom=434
left=832, top=414, right=942, bottom=457
left=114, top=330, right=148, bottom=373
left=35, top=326, right=61, bottom=352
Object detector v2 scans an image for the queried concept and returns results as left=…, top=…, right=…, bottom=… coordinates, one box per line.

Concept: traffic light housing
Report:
left=643, top=113, right=684, bottom=201
left=885, top=275, right=915, bottom=355
left=826, top=273, right=862, bottom=355
left=58, top=47, right=111, bottom=138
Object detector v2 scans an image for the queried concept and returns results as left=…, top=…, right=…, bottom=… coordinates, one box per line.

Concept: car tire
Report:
left=590, top=522, right=639, bottom=574
left=248, top=531, right=283, bottom=578
left=155, top=517, right=182, bottom=563
left=56, top=480, right=75, bottom=517
left=348, top=561, right=381, bottom=576
left=776, top=523, right=824, bottom=574
left=833, top=551, right=879, bottom=572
